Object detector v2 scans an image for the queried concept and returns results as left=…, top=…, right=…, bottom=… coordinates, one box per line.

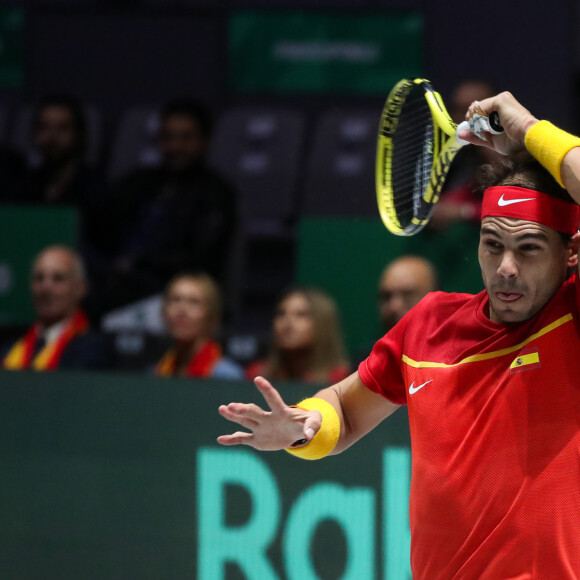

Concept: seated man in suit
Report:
left=2, top=245, right=112, bottom=371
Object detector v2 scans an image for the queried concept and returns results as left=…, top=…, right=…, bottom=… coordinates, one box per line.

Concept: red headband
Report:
left=481, top=186, right=580, bottom=235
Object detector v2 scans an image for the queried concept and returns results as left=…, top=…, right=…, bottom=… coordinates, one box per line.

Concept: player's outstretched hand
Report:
left=217, top=376, right=322, bottom=451
left=457, top=91, right=539, bottom=156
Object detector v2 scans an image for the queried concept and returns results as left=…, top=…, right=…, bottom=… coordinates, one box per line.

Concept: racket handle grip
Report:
left=467, top=113, right=504, bottom=139
left=488, top=111, right=503, bottom=135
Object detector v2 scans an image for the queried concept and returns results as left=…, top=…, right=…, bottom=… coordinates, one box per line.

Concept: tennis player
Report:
left=218, top=92, right=580, bottom=579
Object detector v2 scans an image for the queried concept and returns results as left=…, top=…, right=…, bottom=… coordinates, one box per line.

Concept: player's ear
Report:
left=566, top=231, right=580, bottom=268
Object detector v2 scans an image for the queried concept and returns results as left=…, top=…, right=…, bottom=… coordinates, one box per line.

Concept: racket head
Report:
left=376, top=78, right=463, bottom=236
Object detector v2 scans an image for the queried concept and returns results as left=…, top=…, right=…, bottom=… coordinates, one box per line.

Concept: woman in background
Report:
left=247, top=286, right=350, bottom=384
left=156, top=273, right=243, bottom=380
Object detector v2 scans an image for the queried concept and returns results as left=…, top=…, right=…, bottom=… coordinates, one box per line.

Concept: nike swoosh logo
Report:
left=408, top=380, right=433, bottom=395
left=497, top=194, right=535, bottom=206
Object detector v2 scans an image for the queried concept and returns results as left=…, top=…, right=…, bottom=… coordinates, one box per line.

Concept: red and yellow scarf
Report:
left=155, top=339, right=222, bottom=378
left=2, top=310, right=90, bottom=371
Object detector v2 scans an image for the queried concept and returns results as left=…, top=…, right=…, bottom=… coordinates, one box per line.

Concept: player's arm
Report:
left=559, top=149, right=580, bottom=205
left=217, top=372, right=400, bottom=457
left=457, top=91, right=580, bottom=204
left=315, top=371, right=400, bottom=454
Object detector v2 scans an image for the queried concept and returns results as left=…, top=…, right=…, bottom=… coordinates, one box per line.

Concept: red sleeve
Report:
left=358, top=314, right=410, bottom=406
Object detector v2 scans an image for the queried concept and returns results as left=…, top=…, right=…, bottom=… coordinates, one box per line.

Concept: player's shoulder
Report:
left=419, top=289, right=480, bottom=309
left=408, top=289, right=483, bottom=328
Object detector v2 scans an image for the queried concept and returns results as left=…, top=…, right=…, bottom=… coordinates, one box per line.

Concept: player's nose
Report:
left=497, top=251, right=518, bottom=278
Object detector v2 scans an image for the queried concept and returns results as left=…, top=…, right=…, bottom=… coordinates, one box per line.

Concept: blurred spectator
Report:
left=429, top=79, right=500, bottom=231
left=15, top=95, right=106, bottom=207
left=246, top=287, right=350, bottom=384
left=354, top=255, right=438, bottom=365
left=378, top=255, right=438, bottom=332
left=155, top=273, right=243, bottom=380
left=1, top=245, right=112, bottom=371
left=104, top=99, right=237, bottom=311
left=448, top=79, right=497, bottom=126
left=7, top=95, right=111, bottom=323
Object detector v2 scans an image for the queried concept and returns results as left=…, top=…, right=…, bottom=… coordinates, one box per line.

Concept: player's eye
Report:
left=519, top=244, right=541, bottom=253
left=483, top=239, right=502, bottom=252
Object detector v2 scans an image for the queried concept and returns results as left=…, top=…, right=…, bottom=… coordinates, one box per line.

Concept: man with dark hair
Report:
left=18, top=95, right=99, bottom=205
left=217, top=92, right=580, bottom=578
left=104, top=99, right=236, bottom=311
left=157, top=99, right=212, bottom=173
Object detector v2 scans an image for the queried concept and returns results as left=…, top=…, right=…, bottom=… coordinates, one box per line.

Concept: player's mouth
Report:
left=496, top=292, right=523, bottom=303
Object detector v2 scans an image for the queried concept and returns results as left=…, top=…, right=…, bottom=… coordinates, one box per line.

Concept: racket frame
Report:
left=376, top=78, right=464, bottom=236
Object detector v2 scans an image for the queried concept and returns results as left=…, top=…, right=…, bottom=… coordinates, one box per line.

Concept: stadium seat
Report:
left=101, top=293, right=170, bottom=371
left=208, top=106, right=306, bottom=332
left=303, top=108, right=380, bottom=216
left=106, top=106, right=161, bottom=181
left=209, top=106, right=306, bottom=232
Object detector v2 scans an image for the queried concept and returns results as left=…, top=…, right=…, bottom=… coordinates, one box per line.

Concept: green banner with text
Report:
left=229, top=11, right=423, bottom=95
left=0, top=371, right=412, bottom=579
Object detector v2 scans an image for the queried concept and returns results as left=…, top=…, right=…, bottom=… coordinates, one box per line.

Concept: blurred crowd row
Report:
left=0, top=79, right=496, bottom=383
left=0, top=243, right=438, bottom=384
left=0, top=96, right=237, bottom=319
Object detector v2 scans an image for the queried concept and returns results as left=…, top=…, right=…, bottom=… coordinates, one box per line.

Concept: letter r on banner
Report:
left=197, top=448, right=281, bottom=580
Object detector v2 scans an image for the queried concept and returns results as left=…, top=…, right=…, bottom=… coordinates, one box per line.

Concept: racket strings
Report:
left=388, top=98, right=434, bottom=228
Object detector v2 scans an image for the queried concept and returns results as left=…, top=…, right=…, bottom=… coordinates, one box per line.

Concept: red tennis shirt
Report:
left=359, top=272, right=580, bottom=579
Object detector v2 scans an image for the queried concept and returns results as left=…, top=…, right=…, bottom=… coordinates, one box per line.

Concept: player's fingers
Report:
left=456, top=126, right=490, bottom=148
left=230, top=403, right=270, bottom=426
left=219, top=401, right=262, bottom=416
left=254, top=376, right=288, bottom=412
left=467, top=95, right=499, bottom=119
left=218, top=404, right=261, bottom=429
left=217, top=432, right=254, bottom=446
left=302, top=413, right=322, bottom=440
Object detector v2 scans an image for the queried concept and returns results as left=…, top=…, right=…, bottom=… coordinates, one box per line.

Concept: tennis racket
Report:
left=375, top=78, right=502, bottom=236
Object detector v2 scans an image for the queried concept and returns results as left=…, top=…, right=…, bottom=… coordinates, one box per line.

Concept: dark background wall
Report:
left=0, top=0, right=577, bottom=134
left=422, top=0, right=577, bottom=129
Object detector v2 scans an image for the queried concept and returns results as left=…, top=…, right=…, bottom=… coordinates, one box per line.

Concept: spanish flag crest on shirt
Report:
left=509, top=347, right=541, bottom=374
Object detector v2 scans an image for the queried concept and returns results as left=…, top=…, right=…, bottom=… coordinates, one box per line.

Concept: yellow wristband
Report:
left=285, top=397, right=340, bottom=460
left=525, top=120, right=580, bottom=187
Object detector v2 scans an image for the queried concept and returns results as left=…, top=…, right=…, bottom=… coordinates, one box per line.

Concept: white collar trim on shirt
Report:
left=39, top=318, right=71, bottom=345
